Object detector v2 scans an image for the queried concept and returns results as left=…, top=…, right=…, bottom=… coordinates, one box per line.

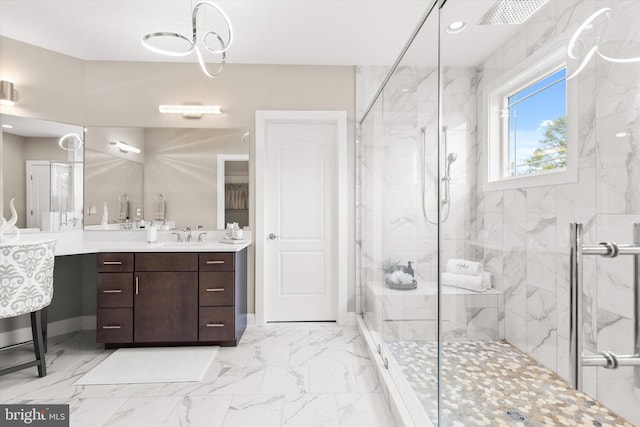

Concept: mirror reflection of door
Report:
left=26, top=161, right=50, bottom=229
left=26, top=160, right=75, bottom=230
left=224, top=161, right=249, bottom=228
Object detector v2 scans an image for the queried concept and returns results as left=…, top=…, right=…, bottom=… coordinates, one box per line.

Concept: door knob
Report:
left=268, top=233, right=279, bottom=240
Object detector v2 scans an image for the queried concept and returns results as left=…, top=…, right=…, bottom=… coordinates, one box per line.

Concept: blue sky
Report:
left=508, top=68, right=566, bottom=165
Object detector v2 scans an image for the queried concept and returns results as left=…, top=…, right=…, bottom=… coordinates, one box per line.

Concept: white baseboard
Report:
left=0, top=315, right=96, bottom=349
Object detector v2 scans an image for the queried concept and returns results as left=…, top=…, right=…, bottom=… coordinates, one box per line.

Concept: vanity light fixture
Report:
left=110, top=140, right=141, bottom=154
left=0, top=80, right=17, bottom=106
left=141, top=1, right=233, bottom=78
left=158, top=104, right=222, bottom=118
left=446, top=21, right=467, bottom=34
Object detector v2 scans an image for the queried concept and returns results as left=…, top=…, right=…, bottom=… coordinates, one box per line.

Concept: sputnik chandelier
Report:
left=141, top=1, right=233, bottom=78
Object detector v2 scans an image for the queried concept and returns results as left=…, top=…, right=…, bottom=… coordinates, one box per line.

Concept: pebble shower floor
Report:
left=386, top=340, right=633, bottom=426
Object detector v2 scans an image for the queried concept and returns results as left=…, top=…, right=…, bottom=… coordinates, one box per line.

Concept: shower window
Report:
left=484, top=48, right=576, bottom=190
left=504, top=67, right=566, bottom=176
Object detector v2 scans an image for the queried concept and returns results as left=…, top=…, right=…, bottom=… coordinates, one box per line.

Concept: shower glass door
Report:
left=358, top=3, right=441, bottom=425
left=438, top=0, right=640, bottom=425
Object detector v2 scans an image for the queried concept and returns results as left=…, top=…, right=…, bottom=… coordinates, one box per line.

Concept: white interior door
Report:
left=26, top=161, right=50, bottom=229
left=263, top=117, right=339, bottom=321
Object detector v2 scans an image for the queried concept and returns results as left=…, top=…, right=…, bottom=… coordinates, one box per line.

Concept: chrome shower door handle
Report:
left=268, top=233, right=279, bottom=240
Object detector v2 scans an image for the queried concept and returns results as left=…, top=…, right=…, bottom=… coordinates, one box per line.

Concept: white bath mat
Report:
left=75, top=346, right=219, bottom=385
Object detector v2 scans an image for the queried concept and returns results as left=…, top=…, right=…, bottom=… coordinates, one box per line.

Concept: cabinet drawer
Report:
left=199, top=307, right=235, bottom=341
left=199, top=272, right=234, bottom=306
left=135, top=253, right=198, bottom=272
left=97, top=273, right=133, bottom=308
left=199, top=253, right=234, bottom=271
left=97, top=253, right=133, bottom=272
left=97, top=308, right=133, bottom=343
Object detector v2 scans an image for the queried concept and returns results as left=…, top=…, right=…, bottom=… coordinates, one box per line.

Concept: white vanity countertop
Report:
left=17, top=230, right=252, bottom=256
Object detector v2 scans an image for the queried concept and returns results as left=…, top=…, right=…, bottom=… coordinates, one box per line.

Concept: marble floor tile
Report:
left=0, top=325, right=396, bottom=426
left=309, top=329, right=347, bottom=347
left=281, top=394, right=340, bottom=427
left=308, top=366, right=359, bottom=394
left=103, top=396, right=181, bottom=427
left=221, top=394, right=284, bottom=427
left=246, top=346, right=291, bottom=367
left=329, top=342, right=371, bottom=366
left=161, top=395, right=232, bottom=427
left=216, top=346, right=257, bottom=367
left=271, top=329, right=311, bottom=347
left=210, top=367, right=266, bottom=395
left=335, top=393, right=397, bottom=427
left=69, top=397, right=128, bottom=427
left=288, top=345, right=332, bottom=367
left=260, top=367, right=309, bottom=394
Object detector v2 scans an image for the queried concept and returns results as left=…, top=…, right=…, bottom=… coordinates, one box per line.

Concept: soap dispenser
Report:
left=406, top=261, right=414, bottom=278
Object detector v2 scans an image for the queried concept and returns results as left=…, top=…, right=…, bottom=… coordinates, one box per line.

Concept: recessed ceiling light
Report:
left=1, top=124, right=13, bottom=129
left=446, top=21, right=467, bottom=34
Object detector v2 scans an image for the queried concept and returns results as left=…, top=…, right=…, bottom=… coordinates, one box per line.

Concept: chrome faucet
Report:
left=184, top=227, right=192, bottom=243
left=172, top=232, right=182, bottom=242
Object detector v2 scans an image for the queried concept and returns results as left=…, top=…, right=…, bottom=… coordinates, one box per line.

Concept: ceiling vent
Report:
left=478, top=0, right=549, bottom=25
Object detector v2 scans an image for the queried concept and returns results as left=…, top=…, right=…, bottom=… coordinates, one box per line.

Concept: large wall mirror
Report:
left=0, top=114, right=84, bottom=231
left=84, top=126, right=250, bottom=231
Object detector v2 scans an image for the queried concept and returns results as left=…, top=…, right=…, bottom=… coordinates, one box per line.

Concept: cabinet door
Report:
left=134, top=272, right=198, bottom=343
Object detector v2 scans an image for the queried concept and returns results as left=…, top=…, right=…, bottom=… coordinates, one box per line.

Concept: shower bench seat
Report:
left=365, top=281, right=504, bottom=342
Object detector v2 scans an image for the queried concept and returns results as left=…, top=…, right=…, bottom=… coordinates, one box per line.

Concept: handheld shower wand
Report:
left=421, top=126, right=456, bottom=224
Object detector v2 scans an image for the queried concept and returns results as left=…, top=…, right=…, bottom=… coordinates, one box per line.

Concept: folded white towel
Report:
left=441, top=271, right=492, bottom=293
left=446, top=258, right=484, bottom=276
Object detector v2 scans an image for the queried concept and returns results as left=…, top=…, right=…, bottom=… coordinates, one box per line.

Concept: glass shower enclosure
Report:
left=357, top=0, right=640, bottom=425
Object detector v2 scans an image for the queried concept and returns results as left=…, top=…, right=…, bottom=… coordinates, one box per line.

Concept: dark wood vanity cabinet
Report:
left=96, top=249, right=247, bottom=347
left=96, top=253, right=134, bottom=343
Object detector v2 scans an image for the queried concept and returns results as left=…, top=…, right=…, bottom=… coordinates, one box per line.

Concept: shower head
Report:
left=444, top=152, right=457, bottom=181
left=478, top=0, right=549, bottom=25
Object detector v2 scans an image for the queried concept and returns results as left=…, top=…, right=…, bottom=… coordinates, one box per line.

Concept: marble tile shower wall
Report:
left=356, top=64, right=487, bottom=342
left=356, top=65, right=440, bottom=340
left=474, top=0, right=640, bottom=423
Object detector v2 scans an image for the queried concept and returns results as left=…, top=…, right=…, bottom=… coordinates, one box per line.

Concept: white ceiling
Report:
left=0, top=0, right=526, bottom=67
